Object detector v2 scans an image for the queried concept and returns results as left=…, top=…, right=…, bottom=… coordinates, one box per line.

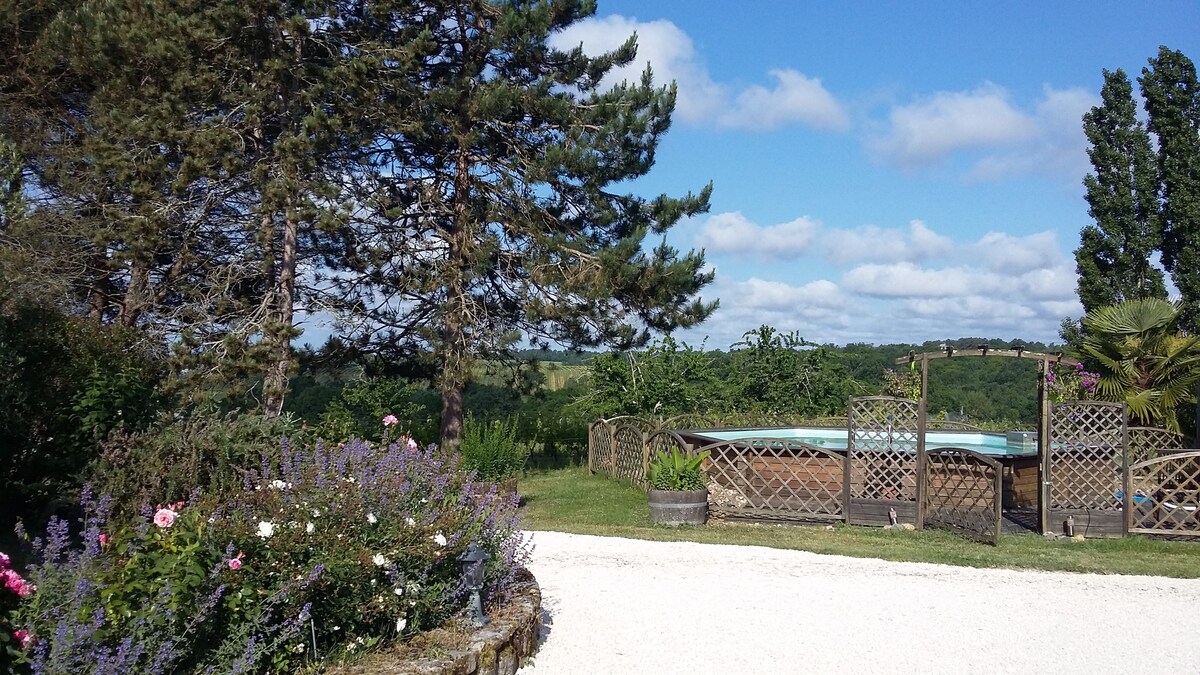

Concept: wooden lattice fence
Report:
left=588, top=417, right=697, bottom=488
left=702, top=438, right=846, bottom=523
left=1127, top=427, right=1191, bottom=466
left=846, top=397, right=919, bottom=526
left=924, top=448, right=1002, bottom=544
left=612, top=425, right=647, bottom=484
left=587, top=420, right=614, bottom=475
left=1128, top=450, right=1200, bottom=537
left=1047, top=401, right=1128, bottom=537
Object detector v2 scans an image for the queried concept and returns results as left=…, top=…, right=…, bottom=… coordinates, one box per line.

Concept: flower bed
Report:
left=2, top=437, right=529, bottom=673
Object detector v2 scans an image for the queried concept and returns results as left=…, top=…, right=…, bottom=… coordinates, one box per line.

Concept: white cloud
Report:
left=550, top=16, right=847, bottom=132
left=871, top=83, right=1037, bottom=169
left=966, top=85, right=1098, bottom=182
left=842, top=263, right=981, bottom=298
left=822, top=220, right=952, bottom=264
left=869, top=83, right=1099, bottom=182
left=735, top=278, right=845, bottom=312
left=972, top=231, right=1062, bottom=273
left=674, top=215, right=1083, bottom=347
left=720, top=69, right=849, bottom=131
left=696, top=212, right=819, bottom=258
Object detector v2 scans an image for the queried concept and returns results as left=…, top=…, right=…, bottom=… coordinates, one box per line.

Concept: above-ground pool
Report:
left=687, top=426, right=1038, bottom=457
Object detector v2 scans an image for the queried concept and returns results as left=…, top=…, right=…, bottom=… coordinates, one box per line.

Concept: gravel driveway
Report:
left=517, top=531, right=1200, bottom=675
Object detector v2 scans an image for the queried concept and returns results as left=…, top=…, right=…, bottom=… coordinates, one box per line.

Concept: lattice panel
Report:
left=588, top=421, right=614, bottom=475
left=612, top=424, right=647, bottom=485
left=1049, top=401, right=1126, bottom=510
left=924, top=449, right=1002, bottom=545
left=1129, top=451, right=1200, bottom=536
left=848, top=397, right=919, bottom=501
left=646, top=429, right=690, bottom=459
left=1127, top=427, right=1188, bottom=466
left=702, top=438, right=845, bottom=521
left=606, top=416, right=656, bottom=434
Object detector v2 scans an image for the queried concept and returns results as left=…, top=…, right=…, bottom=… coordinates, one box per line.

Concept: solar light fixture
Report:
left=458, top=542, right=490, bottom=626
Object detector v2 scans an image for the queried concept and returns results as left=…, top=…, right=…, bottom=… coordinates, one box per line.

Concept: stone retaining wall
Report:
left=338, top=573, right=542, bottom=675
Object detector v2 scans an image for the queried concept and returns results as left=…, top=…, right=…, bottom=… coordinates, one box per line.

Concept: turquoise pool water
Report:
left=691, top=427, right=1038, bottom=457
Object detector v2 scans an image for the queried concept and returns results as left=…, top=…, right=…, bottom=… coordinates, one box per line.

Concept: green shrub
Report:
left=0, top=298, right=163, bottom=531
left=88, top=411, right=309, bottom=519
left=459, top=417, right=531, bottom=483
left=318, top=379, right=439, bottom=443
left=646, top=447, right=709, bottom=491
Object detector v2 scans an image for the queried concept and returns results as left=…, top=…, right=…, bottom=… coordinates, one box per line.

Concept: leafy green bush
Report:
left=459, top=416, right=531, bottom=483
left=318, top=379, right=439, bottom=442
left=88, top=411, right=309, bottom=519
left=0, top=298, right=163, bottom=531
left=646, top=448, right=709, bottom=492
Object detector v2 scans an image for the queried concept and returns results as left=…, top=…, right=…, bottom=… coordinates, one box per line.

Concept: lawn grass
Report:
left=519, top=465, right=1200, bottom=578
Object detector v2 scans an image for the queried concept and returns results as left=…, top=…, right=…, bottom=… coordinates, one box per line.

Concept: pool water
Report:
left=692, top=427, right=1038, bottom=457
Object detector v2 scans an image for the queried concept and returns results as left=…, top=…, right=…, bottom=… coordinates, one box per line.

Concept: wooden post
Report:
left=915, top=356, right=930, bottom=529
left=609, top=426, right=618, bottom=478
left=587, top=422, right=595, bottom=474
left=1038, top=359, right=1052, bottom=535
left=843, top=401, right=854, bottom=525
left=642, top=432, right=650, bottom=483
left=1121, top=404, right=1131, bottom=536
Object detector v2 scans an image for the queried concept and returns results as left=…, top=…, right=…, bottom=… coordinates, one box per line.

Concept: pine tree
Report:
left=322, top=0, right=715, bottom=449
left=1140, top=47, right=1200, bottom=331
left=1075, top=68, right=1165, bottom=313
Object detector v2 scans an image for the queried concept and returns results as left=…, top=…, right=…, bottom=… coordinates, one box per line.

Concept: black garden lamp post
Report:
left=458, top=542, right=490, bottom=626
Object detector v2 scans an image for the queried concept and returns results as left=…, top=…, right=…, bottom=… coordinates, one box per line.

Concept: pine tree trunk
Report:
left=118, top=258, right=149, bottom=327
left=440, top=147, right=471, bottom=451
left=263, top=210, right=297, bottom=417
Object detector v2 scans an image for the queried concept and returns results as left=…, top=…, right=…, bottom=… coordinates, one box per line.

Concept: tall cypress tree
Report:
left=323, top=0, right=715, bottom=448
left=1075, top=68, right=1165, bottom=313
left=1140, top=47, right=1200, bottom=331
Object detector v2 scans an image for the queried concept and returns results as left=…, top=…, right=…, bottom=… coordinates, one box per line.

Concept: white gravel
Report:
left=517, top=531, right=1200, bottom=675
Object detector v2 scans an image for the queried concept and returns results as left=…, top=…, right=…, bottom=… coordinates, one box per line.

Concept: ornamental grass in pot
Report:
left=646, top=447, right=710, bottom=526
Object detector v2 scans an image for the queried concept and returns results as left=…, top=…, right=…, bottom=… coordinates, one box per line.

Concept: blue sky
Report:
left=543, top=1, right=1200, bottom=349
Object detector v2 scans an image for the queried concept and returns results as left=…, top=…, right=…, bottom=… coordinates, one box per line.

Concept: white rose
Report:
left=367, top=513, right=377, bottom=525
left=432, top=531, right=447, bottom=547
left=372, top=553, right=389, bottom=567
left=404, top=516, right=416, bottom=527
left=257, top=521, right=275, bottom=539
left=395, top=617, right=407, bottom=633
left=306, top=522, right=315, bottom=534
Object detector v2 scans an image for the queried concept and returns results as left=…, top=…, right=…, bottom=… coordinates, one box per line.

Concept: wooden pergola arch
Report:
left=897, top=347, right=1080, bottom=533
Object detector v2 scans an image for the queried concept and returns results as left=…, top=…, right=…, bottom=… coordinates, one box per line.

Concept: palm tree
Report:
left=1079, top=298, right=1200, bottom=432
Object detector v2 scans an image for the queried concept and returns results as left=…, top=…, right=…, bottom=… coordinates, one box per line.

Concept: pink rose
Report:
left=0, top=552, right=9, bottom=570
left=13, top=629, right=32, bottom=650
left=98, top=533, right=108, bottom=546
left=3, top=570, right=34, bottom=598
left=382, top=414, right=399, bottom=427
left=406, top=438, right=418, bottom=450
left=227, top=558, right=242, bottom=570
left=153, top=508, right=177, bottom=528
